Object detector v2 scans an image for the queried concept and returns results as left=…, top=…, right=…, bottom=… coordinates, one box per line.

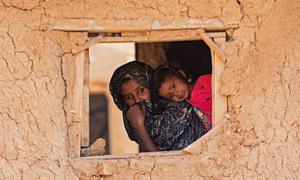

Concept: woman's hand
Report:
left=126, top=104, right=145, bottom=129
left=126, top=103, right=158, bottom=152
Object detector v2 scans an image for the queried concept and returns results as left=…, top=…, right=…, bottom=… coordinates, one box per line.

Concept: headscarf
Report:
left=109, top=61, right=207, bottom=150
left=109, top=61, right=153, bottom=111
left=109, top=61, right=153, bottom=141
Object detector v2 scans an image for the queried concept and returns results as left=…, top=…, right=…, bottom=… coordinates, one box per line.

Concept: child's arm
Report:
left=126, top=104, right=158, bottom=152
left=193, top=106, right=211, bottom=131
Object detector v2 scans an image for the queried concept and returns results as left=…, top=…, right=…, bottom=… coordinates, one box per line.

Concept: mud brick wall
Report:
left=0, top=0, right=299, bottom=179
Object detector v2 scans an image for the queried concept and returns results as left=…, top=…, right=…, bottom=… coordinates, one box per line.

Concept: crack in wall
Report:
left=1, top=0, right=43, bottom=11
left=178, top=0, right=191, bottom=18
left=58, top=53, right=68, bottom=125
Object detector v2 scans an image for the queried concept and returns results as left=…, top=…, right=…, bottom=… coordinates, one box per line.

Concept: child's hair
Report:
left=150, top=65, right=191, bottom=100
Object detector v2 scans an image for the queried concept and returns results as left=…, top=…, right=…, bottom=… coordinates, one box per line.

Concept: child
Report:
left=151, top=65, right=212, bottom=130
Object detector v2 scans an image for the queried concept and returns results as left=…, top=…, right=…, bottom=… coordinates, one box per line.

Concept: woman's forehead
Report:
left=120, top=79, right=141, bottom=92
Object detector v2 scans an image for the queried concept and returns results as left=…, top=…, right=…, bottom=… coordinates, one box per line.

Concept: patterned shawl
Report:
left=109, top=61, right=207, bottom=150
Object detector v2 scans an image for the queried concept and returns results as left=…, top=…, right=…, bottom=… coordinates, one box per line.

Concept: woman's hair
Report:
left=109, top=61, right=153, bottom=111
left=150, top=65, right=191, bottom=100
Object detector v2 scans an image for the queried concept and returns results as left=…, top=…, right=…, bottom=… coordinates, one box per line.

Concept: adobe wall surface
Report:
left=0, top=0, right=299, bottom=179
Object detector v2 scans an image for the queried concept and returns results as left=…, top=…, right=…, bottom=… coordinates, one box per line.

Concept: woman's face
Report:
left=120, top=79, right=151, bottom=107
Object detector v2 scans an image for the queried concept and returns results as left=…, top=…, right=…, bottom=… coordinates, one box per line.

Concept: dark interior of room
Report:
left=136, top=40, right=212, bottom=81
left=89, top=94, right=110, bottom=154
left=164, top=40, right=212, bottom=81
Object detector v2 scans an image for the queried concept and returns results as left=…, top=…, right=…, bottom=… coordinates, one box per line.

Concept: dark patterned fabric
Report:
left=143, top=100, right=206, bottom=150
left=109, top=61, right=207, bottom=151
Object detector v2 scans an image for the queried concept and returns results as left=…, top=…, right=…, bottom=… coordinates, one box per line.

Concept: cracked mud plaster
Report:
left=0, top=1, right=88, bottom=179
left=1, top=0, right=300, bottom=179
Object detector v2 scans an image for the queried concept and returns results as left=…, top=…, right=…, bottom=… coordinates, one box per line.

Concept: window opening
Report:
left=68, top=29, right=228, bottom=159
left=83, top=39, right=216, bottom=156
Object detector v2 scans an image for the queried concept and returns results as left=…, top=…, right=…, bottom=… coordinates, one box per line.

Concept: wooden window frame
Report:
left=67, top=28, right=228, bottom=158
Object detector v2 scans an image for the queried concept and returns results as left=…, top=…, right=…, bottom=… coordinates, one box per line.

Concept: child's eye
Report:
left=137, top=87, right=145, bottom=94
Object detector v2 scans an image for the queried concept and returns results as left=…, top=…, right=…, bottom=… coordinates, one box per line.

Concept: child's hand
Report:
left=126, top=104, right=145, bottom=130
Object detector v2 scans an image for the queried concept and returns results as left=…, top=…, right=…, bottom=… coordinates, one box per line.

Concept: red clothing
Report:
left=188, top=74, right=212, bottom=126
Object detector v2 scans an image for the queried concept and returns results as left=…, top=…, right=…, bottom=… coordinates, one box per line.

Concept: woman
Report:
left=109, top=61, right=207, bottom=152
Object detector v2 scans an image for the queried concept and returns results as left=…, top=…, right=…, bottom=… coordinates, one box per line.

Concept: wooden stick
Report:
left=196, top=29, right=227, bottom=63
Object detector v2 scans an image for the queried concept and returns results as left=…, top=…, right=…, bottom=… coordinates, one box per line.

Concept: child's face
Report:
left=120, top=79, right=151, bottom=107
left=159, top=75, right=190, bottom=102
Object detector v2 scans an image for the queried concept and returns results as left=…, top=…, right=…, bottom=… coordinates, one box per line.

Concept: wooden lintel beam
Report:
left=53, top=19, right=240, bottom=33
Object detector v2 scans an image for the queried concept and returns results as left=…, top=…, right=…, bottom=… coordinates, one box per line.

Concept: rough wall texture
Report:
left=0, top=1, right=85, bottom=179
left=0, top=0, right=299, bottom=179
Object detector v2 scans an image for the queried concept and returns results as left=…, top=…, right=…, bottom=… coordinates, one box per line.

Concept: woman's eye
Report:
left=123, top=95, right=132, bottom=101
